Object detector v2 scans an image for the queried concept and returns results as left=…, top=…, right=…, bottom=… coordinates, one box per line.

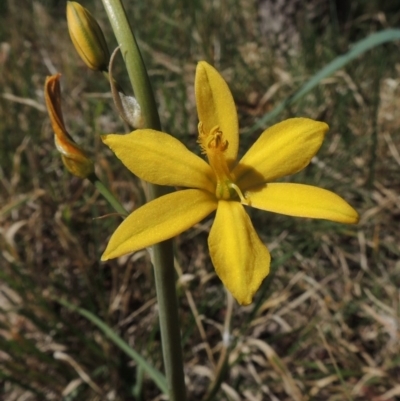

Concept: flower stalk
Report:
left=100, top=1, right=186, bottom=400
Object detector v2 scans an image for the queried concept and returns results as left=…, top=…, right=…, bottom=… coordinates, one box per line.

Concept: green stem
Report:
left=100, top=1, right=186, bottom=400
left=89, top=173, right=128, bottom=216
left=101, top=0, right=161, bottom=131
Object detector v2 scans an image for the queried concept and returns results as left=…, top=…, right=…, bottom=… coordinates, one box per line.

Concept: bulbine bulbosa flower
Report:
left=66, top=1, right=110, bottom=72
left=44, top=74, right=94, bottom=179
left=101, top=61, right=358, bottom=305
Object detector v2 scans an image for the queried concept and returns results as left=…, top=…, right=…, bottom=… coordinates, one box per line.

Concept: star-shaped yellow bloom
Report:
left=101, top=61, right=358, bottom=305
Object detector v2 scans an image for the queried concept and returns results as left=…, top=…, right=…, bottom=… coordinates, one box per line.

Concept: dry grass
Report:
left=1, top=0, right=400, bottom=400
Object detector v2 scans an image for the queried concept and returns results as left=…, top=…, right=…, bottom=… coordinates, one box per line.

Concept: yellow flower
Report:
left=101, top=61, right=358, bottom=305
left=44, top=73, right=94, bottom=179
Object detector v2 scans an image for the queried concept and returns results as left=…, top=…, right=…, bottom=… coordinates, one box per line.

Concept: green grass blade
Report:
left=59, top=299, right=168, bottom=395
left=249, top=29, right=400, bottom=133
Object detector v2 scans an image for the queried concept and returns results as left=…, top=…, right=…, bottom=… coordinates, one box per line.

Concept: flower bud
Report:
left=66, top=1, right=110, bottom=71
left=44, top=74, right=94, bottom=179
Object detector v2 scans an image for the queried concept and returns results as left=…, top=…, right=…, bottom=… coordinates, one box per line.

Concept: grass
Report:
left=1, top=0, right=400, bottom=400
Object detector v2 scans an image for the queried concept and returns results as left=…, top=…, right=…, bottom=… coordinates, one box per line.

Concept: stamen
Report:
left=207, top=126, right=228, bottom=150
left=198, top=121, right=244, bottom=202
left=228, top=182, right=248, bottom=205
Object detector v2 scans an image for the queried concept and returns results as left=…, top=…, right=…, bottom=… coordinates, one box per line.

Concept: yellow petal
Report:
left=102, top=130, right=215, bottom=193
left=246, top=183, right=359, bottom=224
left=102, top=189, right=217, bottom=260
left=208, top=201, right=271, bottom=305
left=195, top=62, right=239, bottom=169
left=233, top=118, right=329, bottom=190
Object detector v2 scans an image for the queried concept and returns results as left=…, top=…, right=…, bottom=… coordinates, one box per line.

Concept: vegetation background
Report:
left=0, top=0, right=399, bottom=400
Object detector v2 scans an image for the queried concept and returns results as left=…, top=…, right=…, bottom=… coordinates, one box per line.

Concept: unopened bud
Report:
left=66, top=1, right=110, bottom=71
left=44, top=74, right=94, bottom=179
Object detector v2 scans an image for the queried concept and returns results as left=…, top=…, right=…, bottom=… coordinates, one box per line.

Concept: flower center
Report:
left=198, top=122, right=246, bottom=203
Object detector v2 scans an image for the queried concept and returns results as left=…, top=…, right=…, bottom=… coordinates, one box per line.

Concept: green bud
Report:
left=66, top=1, right=110, bottom=71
